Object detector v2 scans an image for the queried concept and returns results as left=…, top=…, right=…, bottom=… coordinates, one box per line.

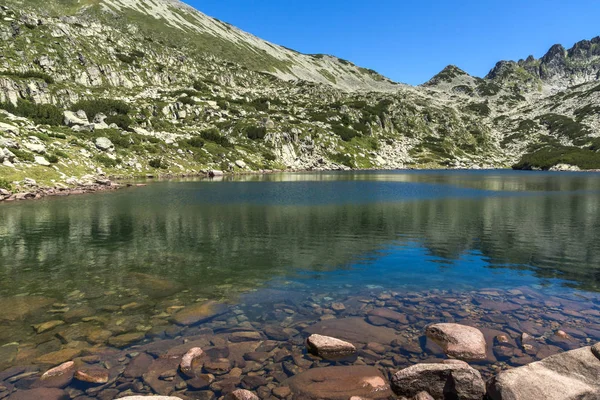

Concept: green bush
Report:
left=115, top=53, right=138, bottom=64
left=149, top=158, right=167, bottom=169
left=538, top=114, right=591, bottom=141
left=105, top=115, right=132, bottom=130
left=95, top=154, right=119, bottom=168
left=47, top=154, right=59, bottom=164
left=1, top=70, right=55, bottom=84
left=54, top=150, right=69, bottom=159
left=245, top=126, right=267, bottom=140
left=476, top=82, right=501, bottom=96
left=72, top=99, right=130, bottom=117
left=330, top=153, right=354, bottom=167
left=332, top=125, right=360, bottom=141
left=11, top=148, right=35, bottom=162
left=465, top=102, right=491, bottom=116
left=200, top=128, right=232, bottom=147
left=513, top=145, right=600, bottom=170
left=178, top=96, right=196, bottom=105
left=186, top=137, right=205, bottom=148
left=0, top=99, right=63, bottom=126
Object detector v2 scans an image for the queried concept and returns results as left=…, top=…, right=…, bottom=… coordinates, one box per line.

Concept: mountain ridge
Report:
left=0, top=0, right=599, bottom=195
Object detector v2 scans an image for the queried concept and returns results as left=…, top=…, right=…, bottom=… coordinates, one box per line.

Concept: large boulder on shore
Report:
left=286, top=365, right=392, bottom=399
left=425, top=323, right=486, bottom=361
left=487, top=344, right=600, bottom=400
left=306, top=334, right=356, bottom=358
left=391, top=361, right=485, bottom=400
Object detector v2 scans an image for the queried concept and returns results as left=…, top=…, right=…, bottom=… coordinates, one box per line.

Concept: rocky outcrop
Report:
left=391, top=361, right=486, bottom=400
left=487, top=344, right=600, bottom=400
left=425, top=323, right=487, bottom=361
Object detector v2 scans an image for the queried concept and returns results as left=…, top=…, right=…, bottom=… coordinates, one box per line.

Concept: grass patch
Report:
left=0, top=178, right=12, bottom=191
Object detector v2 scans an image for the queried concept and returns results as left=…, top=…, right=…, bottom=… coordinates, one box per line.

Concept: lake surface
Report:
left=2, top=170, right=600, bottom=397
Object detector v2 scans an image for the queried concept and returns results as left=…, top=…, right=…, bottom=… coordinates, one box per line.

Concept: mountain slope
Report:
left=2, top=0, right=398, bottom=92
left=0, top=0, right=599, bottom=195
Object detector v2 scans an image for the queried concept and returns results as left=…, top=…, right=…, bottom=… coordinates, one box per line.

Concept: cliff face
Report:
left=0, top=0, right=599, bottom=192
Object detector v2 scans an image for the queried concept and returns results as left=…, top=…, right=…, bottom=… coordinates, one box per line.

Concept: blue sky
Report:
left=184, top=0, right=600, bottom=85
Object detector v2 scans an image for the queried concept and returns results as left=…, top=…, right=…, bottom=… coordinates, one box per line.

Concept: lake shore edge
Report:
left=2, top=166, right=600, bottom=204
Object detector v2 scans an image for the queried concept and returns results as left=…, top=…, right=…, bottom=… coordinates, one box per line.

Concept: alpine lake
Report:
left=1, top=170, right=600, bottom=399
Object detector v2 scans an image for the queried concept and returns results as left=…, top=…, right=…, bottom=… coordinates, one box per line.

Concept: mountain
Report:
left=0, top=0, right=599, bottom=193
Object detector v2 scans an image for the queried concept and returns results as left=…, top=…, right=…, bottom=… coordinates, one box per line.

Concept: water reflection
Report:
left=1, top=171, right=600, bottom=300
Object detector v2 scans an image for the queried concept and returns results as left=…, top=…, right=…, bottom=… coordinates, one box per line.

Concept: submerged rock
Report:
left=224, top=389, right=259, bottom=400
left=306, top=334, right=356, bottom=358
left=119, top=397, right=183, bottom=400
left=36, top=361, right=75, bottom=389
left=0, top=296, right=55, bottom=321
left=425, top=323, right=487, bottom=360
left=7, top=388, right=69, bottom=400
left=171, top=301, right=228, bottom=326
left=391, top=362, right=485, bottom=400
left=108, top=331, right=146, bottom=348
left=286, top=365, right=391, bottom=400
left=74, top=367, right=109, bottom=384
left=305, top=317, right=399, bottom=345
left=128, top=272, right=181, bottom=298
left=487, top=345, right=600, bottom=399
left=180, top=347, right=204, bottom=377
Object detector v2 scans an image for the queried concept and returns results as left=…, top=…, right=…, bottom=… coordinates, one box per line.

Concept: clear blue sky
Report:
left=184, top=0, right=600, bottom=85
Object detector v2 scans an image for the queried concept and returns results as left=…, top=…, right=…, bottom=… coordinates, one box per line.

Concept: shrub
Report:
left=149, top=158, right=167, bottom=169
left=0, top=99, right=63, bottom=126
left=476, top=82, right=501, bottom=96
left=1, top=70, right=55, bottom=84
left=538, top=114, right=591, bottom=141
left=200, top=128, right=232, bottom=147
left=47, top=154, right=59, bottom=164
left=105, top=114, right=132, bottom=130
left=331, top=125, right=360, bottom=141
left=465, top=102, right=491, bottom=116
left=116, top=53, right=135, bottom=64
left=71, top=99, right=130, bottom=117
left=178, top=96, right=196, bottom=105
left=10, top=148, right=35, bottom=162
left=186, top=137, right=205, bottom=148
left=245, top=126, right=267, bottom=140
left=330, top=153, right=354, bottom=167
left=94, top=154, right=119, bottom=168
left=513, top=145, right=600, bottom=170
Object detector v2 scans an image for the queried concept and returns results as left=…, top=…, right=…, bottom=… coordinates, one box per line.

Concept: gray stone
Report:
left=487, top=345, right=600, bottom=400
left=391, top=363, right=485, bottom=400
left=63, top=110, right=89, bottom=126
left=306, top=334, right=356, bottom=358
left=95, top=137, right=114, bottom=151
left=35, top=156, right=50, bottom=166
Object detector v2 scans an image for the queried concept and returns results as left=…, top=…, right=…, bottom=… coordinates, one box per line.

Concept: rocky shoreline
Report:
left=1, top=285, right=599, bottom=400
